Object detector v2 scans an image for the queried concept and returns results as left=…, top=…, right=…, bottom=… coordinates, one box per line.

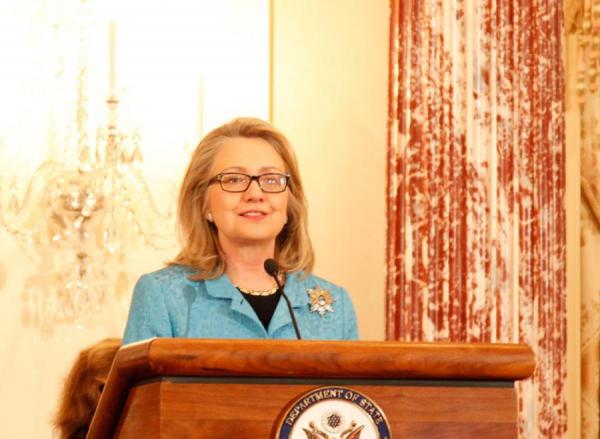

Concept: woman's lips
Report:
left=239, top=210, right=268, bottom=219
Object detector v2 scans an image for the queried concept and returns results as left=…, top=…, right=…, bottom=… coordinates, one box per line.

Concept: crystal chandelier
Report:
left=0, top=13, right=173, bottom=331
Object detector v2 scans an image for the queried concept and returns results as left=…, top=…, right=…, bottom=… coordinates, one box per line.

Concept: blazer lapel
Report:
left=204, top=275, right=265, bottom=331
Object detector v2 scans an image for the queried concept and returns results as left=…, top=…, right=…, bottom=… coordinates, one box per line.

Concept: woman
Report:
left=53, top=338, right=121, bottom=439
left=123, top=117, right=357, bottom=343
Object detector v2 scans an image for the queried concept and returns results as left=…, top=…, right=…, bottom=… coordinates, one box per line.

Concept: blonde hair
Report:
left=171, top=117, right=314, bottom=279
left=53, top=338, right=121, bottom=439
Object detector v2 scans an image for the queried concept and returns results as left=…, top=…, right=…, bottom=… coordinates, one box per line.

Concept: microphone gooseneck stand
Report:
left=264, top=258, right=302, bottom=340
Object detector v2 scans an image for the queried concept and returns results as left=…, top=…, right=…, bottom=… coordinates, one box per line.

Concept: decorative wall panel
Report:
left=566, top=0, right=600, bottom=437
left=386, top=1, right=566, bottom=437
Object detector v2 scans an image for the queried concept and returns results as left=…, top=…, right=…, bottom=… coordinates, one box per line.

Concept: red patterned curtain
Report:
left=386, top=1, right=566, bottom=437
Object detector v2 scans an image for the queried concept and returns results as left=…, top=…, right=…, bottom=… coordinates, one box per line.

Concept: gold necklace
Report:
left=237, top=285, right=279, bottom=296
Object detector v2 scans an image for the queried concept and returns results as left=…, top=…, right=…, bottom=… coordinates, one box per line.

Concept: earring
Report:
left=207, top=213, right=213, bottom=222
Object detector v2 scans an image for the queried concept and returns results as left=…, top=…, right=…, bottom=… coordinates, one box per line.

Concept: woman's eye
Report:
left=224, top=175, right=244, bottom=184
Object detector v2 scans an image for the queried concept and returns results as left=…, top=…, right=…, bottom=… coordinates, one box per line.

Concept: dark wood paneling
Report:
left=115, top=384, right=161, bottom=438
left=115, top=380, right=517, bottom=438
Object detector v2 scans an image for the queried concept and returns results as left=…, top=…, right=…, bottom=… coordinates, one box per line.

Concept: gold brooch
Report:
left=307, top=287, right=335, bottom=316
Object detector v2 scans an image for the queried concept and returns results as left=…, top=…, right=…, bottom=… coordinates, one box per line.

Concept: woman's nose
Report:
left=243, top=178, right=264, bottom=200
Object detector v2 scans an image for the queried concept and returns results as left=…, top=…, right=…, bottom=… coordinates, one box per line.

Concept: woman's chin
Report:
left=225, top=231, right=279, bottom=248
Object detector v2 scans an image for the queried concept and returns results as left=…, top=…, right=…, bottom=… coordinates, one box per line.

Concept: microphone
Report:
left=264, top=258, right=302, bottom=340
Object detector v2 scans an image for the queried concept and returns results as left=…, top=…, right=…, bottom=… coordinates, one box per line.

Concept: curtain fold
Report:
left=386, top=1, right=567, bottom=436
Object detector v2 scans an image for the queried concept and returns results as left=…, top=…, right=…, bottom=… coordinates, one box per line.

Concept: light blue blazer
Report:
left=123, top=265, right=358, bottom=344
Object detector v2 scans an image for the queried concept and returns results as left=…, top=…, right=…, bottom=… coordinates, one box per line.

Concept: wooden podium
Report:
left=87, top=339, right=534, bottom=438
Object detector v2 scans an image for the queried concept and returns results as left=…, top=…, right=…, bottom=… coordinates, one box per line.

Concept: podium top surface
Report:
left=114, top=338, right=534, bottom=381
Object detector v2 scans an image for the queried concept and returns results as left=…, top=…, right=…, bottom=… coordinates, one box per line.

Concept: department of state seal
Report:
left=275, top=386, right=391, bottom=439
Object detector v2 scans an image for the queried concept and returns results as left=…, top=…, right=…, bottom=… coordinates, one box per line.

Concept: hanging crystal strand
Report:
left=130, top=130, right=143, bottom=171
left=58, top=0, right=94, bottom=322
left=75, top=11, right=90, bottom=175
left=6, top=177, right=22, bottom=238
left=105, top=21, right=119, bottom=170
left=102, top=21, right=122, bottom=257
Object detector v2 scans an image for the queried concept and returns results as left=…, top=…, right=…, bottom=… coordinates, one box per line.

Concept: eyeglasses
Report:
left=208, top=172, right=291, bottom=193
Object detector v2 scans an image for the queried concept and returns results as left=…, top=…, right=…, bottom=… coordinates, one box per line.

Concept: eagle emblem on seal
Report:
left=303, top=420, right=364, bottom=438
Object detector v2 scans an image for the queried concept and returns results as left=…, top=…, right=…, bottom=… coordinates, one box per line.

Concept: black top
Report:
left=238, top=289, right=282, bottom=330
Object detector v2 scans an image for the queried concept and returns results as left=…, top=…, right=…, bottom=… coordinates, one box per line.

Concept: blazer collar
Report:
left=204, top=274, right=238, bottom=299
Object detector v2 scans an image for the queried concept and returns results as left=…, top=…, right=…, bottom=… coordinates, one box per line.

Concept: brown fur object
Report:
left=53, top=338, right=121, bottom=439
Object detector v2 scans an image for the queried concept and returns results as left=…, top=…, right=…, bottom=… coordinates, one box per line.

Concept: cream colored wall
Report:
left=271, top=0, right=389, bottom=340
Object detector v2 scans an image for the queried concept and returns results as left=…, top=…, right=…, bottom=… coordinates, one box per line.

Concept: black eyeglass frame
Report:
left=208, top=172, right=291, bottom=193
